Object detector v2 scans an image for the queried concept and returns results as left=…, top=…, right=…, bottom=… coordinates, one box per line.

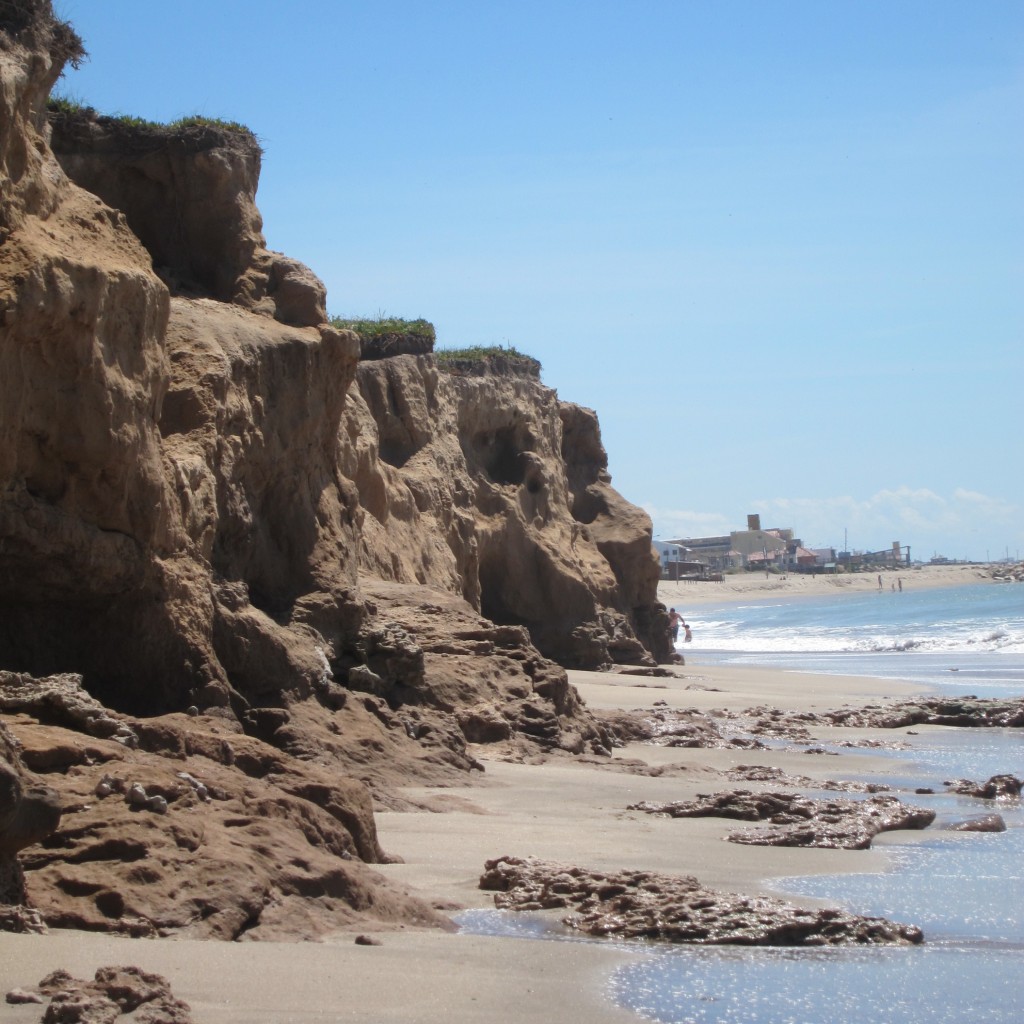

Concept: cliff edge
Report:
left=1, top=2, right=668, bottom=938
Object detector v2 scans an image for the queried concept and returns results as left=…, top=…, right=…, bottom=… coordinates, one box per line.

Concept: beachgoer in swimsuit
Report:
left=668, top=608, right=682, bottom=643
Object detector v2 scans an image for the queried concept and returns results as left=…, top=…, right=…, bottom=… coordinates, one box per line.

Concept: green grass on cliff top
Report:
left=329, top=315, right=436, bottom=344
left=434, top=343, right=539, bottom=367
left=330, top=316, right=540, bottom=373
left=47, top=95, right=259, bottom=146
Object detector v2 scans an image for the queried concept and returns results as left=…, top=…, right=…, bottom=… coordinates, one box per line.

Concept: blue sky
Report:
left=56, top=1, right=1023, bottom=562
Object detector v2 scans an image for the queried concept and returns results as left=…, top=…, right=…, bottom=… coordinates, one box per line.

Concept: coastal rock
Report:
left=988, top=561, right=1024, bottom=584
left=820, top=697, right=1024, bottom=730
left=19, top=966, right=196, bottom=1023
left=944, top=774, right=1022, bottom=800
left=717, top=697, right=1024, bottom=737
left=629, top=791, right=935, bottom=849
left=1, top=719, right=62, bottom=922
left=5, top=987, right=44, bottom=1004
left=946, top=814, right=1006, bottom=833
left=4, top=0, right=663, bottom=716
left=347, top=355, right=668, bottom=670
left=595, top=705, right=725, bottom=747
left=48, top=105, right=325, bottom=327
left=3, top=671, right=462, bottom=939
left=3, top=2, right=666, bottom=710
left=479, top=855, right=923, bottom=946
left=725, top=765, right=891, bottom=794
left=594, top=703, right=771, bottom=750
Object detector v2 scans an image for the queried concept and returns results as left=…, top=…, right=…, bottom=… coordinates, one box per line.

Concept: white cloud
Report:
left=644, top=505, right=732, bottom=541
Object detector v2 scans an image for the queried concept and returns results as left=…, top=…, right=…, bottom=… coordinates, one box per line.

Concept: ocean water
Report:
left=612, top=580, right=1024, bottom=1023
left=460, top=580, right=1024, bottom=1022
left=676, top=580, right=1024, bottom=696
left=610, top=725, right=1024, bottom=1023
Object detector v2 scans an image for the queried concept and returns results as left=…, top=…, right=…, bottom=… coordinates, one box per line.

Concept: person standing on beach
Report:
left=668, top=608, right=682, bottom=643
left=877, top=574, right=883, bottom=590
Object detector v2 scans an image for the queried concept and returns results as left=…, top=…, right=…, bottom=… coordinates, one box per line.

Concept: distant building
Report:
left=669, top=515, right=903, bottom=574
left=653, top=541, right=687, bottom=577
left=652, top=541, right=711, bottom=580
left=862, top=543, right=909, bottom=567
left=808, top=547, right=838, bottom=572
left=670, top=521, right=794, bottom=572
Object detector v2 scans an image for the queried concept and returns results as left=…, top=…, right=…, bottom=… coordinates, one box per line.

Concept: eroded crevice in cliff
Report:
left=0, top=585, right=222, bottom=718
left=464, top=425, right=530, bottom=487
left=355, top=358, right=437, bottom=471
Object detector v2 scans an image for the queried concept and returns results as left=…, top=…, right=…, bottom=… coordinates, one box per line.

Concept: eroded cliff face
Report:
left=349, top=357, right=669, bottom=666
left=0, top=3, right=666, bottom=937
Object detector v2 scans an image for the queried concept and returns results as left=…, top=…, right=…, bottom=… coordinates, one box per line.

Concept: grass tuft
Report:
left=434, top=344, right=541, bottom=378
left=0, top=0, right=86, bottom=69
left=329, top=315, right=435, bottom=346
left=47, top=92, right=92, bottom=116
left=45, top=98, right=262, bottom=153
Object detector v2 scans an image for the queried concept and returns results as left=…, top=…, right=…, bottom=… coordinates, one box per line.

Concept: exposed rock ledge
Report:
left=746, top=696, right=1024, bottom=732
left=479, top=856, right=923, bottom=946
left=1, top=672, right=456, bottom=939
left=629, top=791, right=936, bottom=849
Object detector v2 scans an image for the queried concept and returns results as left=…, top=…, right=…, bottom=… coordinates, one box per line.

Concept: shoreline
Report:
left=2, top=661, right=928, bottom=1023
left=658, top=561, right=998, bottom=609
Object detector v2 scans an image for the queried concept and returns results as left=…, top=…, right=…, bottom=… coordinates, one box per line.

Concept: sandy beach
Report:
left=658, top=561, right=997, bottom=609
left=1, top=661, right=924, bottom=1023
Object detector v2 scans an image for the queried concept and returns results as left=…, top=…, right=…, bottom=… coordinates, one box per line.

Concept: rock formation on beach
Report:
left=479, top=855, right=924, bottom=946
left=944, top=774, right=1022, bottom=800
left=6, top=965, right=195, bottom=1022
left=1, top=2, right=667, bottom=935
left=629, top=791, right=936, bottom=849
left=1, top=671, right=454, bottom=940
left=736, top=696, right=1024, bottom=732
left=0, top=718, right=61, bottom=933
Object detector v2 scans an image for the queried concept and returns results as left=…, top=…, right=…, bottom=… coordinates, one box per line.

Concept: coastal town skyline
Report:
left=57, top=1, right=1023, bottom=562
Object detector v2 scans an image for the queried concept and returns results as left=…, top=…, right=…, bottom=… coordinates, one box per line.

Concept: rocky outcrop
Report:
left=1, top=718, right=61, bottom=931
left=725, top=764, right=891, bottom=793
left=2, top=2, right=664, bottom=714
left=7, top=966, right=194, bottom=1022
left=717, top=697, right=1024, bottom=736
left=595, top=702, right=777, bottom=750
left=946, top=814, right=1006, bottom=833
left=479, top=856, right=923, bottom=945
left=47, top=107, right=326, bottom=328
left=1, top=671, right=460, bottom=939
left=346, top=356, right=668, bottom=670
left=1, top=2, right=661, bottom=937
left=944, top=774, right=1022, bottom=799
left=629, top=791, right=936, bottom=849
left=822, top=696, right=1024, bottom=730
left=988, top=561, right=1024, bottom=583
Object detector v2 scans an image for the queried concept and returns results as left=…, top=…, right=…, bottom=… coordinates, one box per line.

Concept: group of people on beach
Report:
left=667, top=608, right=691, bottom=645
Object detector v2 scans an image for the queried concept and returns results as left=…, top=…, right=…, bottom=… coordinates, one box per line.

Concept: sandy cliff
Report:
left=0, top=3, right=667, bottom=936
